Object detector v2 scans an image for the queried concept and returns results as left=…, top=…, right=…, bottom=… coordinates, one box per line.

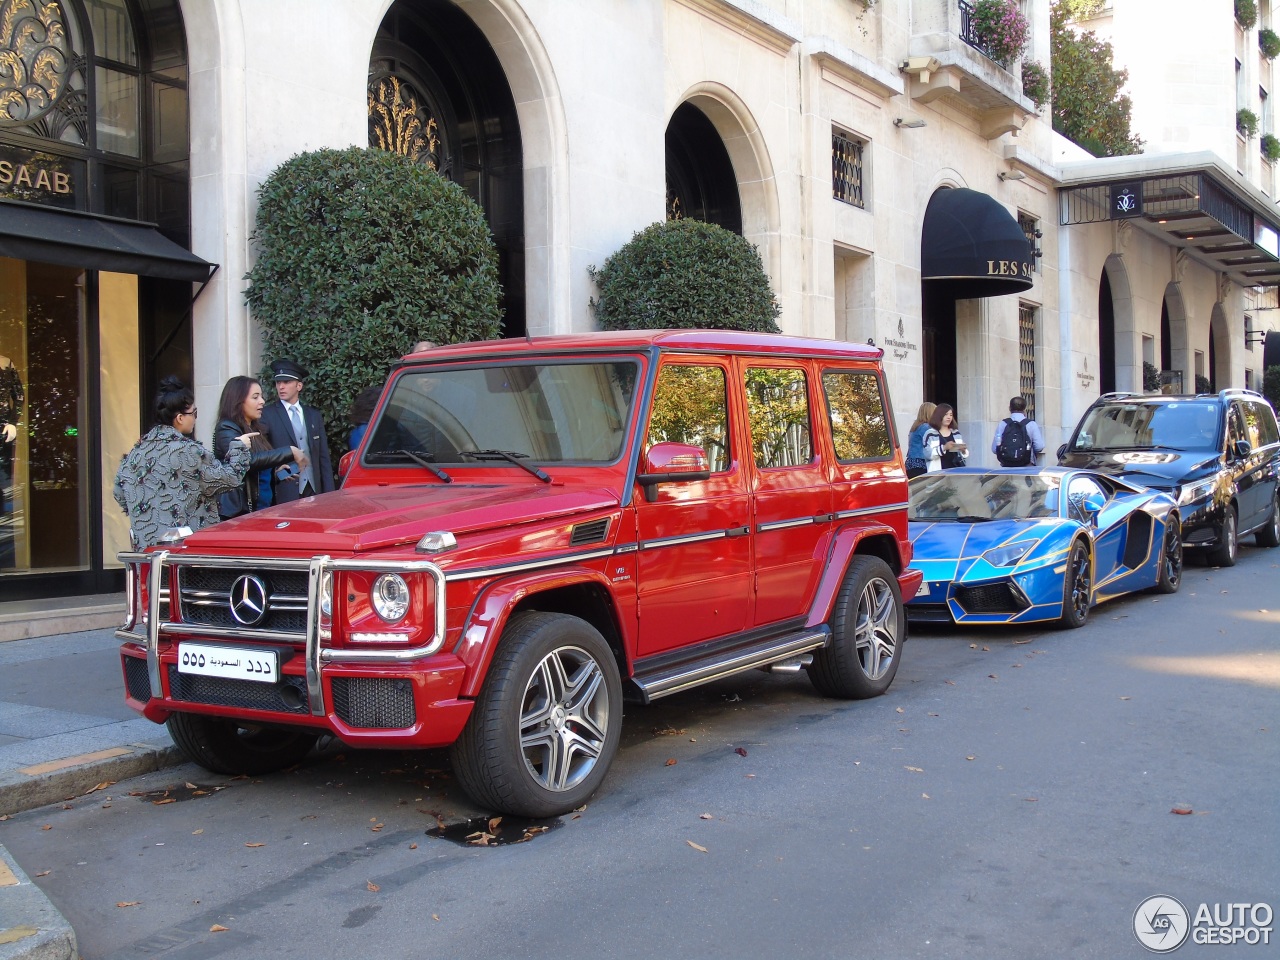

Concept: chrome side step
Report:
left=632, top=627, right=830, bottom=702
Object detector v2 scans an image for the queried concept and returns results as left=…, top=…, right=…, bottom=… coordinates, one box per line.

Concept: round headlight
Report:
left=371, top=573, right=410, bottom=622
left=319, top=571, right=333, bottom=618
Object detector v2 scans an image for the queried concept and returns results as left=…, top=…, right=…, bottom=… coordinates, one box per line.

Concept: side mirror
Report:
left=1233, top=439, right=1252, bottom=459
left=337, top=450, right=356, bottom=486
left=1082, top=491, right=1106, bottom=519
left=636, top=442, right=711, bottom=502
left=1056, top=443, right=1067, bottom=462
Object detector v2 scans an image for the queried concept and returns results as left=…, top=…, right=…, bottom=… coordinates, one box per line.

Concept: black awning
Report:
left=0, top=200, right=215, bottom=283
left=921, top=188, right=1034, bottom=298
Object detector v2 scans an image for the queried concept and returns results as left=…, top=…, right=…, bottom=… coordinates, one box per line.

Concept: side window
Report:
left=822, top=369, right=893, bottom=462
left=1245, top=401, right=1278, bottom=447
left=646, top=364, right=731, bottom=472
left=744, top=366, right=812, bottom=469
left=1254, top=403, right=1280, bottom=446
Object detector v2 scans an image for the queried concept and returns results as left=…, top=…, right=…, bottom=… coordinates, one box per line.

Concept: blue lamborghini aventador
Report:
left=907, top=468, right=1182, bottom=628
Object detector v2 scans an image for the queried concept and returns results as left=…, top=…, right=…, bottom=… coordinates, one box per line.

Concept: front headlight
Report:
left=371, top=573, right=410, bottom=622
left=319, top=571, right=333, bottom=618
left=982, top=540, right=1039, bottom=567
left=1176, top=477, right=1216, bottom=507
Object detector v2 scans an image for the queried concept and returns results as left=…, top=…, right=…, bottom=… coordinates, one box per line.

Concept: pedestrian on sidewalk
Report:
left=904, top=401, right=937, bottom=478
left=113, top=377, right=254, bottom=548
left=260, top=359, right=334, bottom=502
left=992, top=395, right=1045, bottom=466
left=213, top=376, right=309, bottom=519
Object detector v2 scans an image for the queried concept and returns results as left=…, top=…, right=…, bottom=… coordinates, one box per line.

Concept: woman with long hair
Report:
left=925, top=403, right=968, bottom=471
left=213, top=376, right=309, bottom=519
left=113, top=377, right=254, bottom=547
left=904, top=401, right=937, bottom=478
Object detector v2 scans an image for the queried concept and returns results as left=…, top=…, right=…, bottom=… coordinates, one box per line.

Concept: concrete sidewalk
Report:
left=0, top=626, right=181, bottom=960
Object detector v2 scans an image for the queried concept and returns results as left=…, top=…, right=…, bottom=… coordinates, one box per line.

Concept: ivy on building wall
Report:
left=244, top=146, right=502, bottom=450
left=589, top=220, right=781, bottom=334
left=1049, top=1, right=1143, bottom=157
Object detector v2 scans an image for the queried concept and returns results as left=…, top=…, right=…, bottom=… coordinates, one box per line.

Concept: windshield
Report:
left=1070, top=400, right=1220, bottom=452
left=909, top=473, right=1060, bottom=521
left=364, top=360, right=640, bottom=465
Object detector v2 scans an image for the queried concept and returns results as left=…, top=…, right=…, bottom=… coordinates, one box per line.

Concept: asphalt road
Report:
left=3, top=545, right=1277, bottom=960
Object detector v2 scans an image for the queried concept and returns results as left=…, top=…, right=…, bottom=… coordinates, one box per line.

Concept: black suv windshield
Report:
left=1070, top=400, right=1221, bottom=452
left=364, top=360, right=640, bottom=465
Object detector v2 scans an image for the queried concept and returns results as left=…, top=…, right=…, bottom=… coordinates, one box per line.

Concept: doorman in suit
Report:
left=261, top=359, right=334, bottom=502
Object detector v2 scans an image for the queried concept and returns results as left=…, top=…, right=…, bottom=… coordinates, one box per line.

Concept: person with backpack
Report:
left=992, top=396, right=1045, bottom=467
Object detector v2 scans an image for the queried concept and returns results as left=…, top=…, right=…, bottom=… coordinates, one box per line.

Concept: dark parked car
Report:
left=1058, top=389, right=1280, bottom=565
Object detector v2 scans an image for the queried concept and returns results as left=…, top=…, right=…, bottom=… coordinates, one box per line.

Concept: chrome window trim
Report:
left=444, top=546, right=617, bottom=581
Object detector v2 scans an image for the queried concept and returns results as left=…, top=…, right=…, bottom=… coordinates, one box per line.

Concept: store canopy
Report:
left=921, top=187, right=1034, bottom=299
left=0, top=200, right=215, bottom=283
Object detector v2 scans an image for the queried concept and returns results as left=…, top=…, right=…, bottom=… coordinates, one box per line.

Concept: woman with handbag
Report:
left=213, top=376, right=309, bottom=519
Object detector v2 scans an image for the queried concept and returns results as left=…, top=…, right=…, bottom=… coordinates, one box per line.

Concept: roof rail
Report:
left=1097, top=391, right=1144, bottom=401
left=1218, top=387, right=1265, bottom=400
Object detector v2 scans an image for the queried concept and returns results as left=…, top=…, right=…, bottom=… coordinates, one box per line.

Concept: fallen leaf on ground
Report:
left=152, top=798, right=176, bottom=805
left=1013, top=637, right=1031, bottom=644
left=41, top=824, right=51, bottom=830
left=409, top=843, right=418, bottom=850
left=944, top=680, right=956, bottom=685
left=466, top=831, right=495, bottom=846
left=905, top=766, right=924, bottom=773
left=664, top=758, right=677, bottom=766
left=922, top=793, right=930, bottom=799
left=367, top=881, right=380, bottom=892
left=192, top=829, right=203, bottom=835
left=1120, top=696, right=1131, bottom=701
left=432, top=914, right=440, bottom=921
left=34, top=870, right=50, bottom=877
left=686, top=840, right=708, bottom=852
left=244, top=842, right=265, bottom=848
left=988, top=674, right=999, bottom=680
left=966, top=755, right=976, bottom=761
left=371, top=824, right=384, bottom=832
left=210, top=924, right=229, bottom=933
left=185, top=782, right=198, bottom=789
left=1023, top=797, right=1038, bottom=802
left=85, top=781, right=114, bottom=794
left=488, top=817, right=502, bottom=834
left=116, top=901, right=140, bottom=908
left=734, top=747, right=748, bottom=757
left=1170, top=804, right=1193, bottom=815
left=895, top=707, right=904, bottom=714
left=699, top=813, right=714, bottom=820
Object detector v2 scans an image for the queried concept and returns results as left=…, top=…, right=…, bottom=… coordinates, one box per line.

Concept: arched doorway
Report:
left=1210, top=302, right=1230, bottom=390
left=1160, top=283, right=1189, bottom=392
left=1101, top=255, right=1136, bottom=392
left=665, top=102, right=742, bottom=233
left=1098, top=270, right=1117, bottom=394
left=370, top=0, right=526, bottom=336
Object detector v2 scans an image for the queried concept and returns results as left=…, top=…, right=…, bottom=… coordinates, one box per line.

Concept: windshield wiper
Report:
left=457, top=449, right=552, bottom=483
left=365, top=449, right=452, bottom=482
left=955, top=515, right=995, bottom=522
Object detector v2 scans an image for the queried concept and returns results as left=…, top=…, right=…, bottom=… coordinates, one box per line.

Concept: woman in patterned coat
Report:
left=113, top=378, right=255, bottom=548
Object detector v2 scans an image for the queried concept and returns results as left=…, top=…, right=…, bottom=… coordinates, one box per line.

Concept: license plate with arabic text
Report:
left=177, top=642, right=280, bottom=684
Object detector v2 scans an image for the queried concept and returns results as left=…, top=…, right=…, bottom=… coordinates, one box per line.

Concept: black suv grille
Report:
left=178, top=566, right=308, bottom=634
left=168, top=665, right=311, bottom=714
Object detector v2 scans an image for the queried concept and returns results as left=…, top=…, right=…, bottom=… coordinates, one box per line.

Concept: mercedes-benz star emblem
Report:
left=229, top=575, right=269, bottom=626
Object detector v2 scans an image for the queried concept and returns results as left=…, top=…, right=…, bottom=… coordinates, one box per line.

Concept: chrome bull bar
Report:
left=116, top=552, right=447, bottom=717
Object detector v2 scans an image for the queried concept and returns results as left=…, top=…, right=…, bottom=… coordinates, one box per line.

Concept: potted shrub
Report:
left=1195, top=374, right=1213, bottom=395
left=1238, top=0, right=1259, bottom=30
left=589, top=219, right=781, bottom=333
left=1263, top=133, right=1280, bottom=162
left=1143, top=361, right=1162, bottom=394
left=971, top=0, right=1030, bottom=65
left=1261, top=27, right=1280, bottom=58
left=1021, top=60, right=1050, bottom=108
left=1238, top=107, right=1261, bottom=138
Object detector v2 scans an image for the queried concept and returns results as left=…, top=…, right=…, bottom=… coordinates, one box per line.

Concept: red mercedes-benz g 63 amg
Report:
left=118, top=331, right=921, bottom=816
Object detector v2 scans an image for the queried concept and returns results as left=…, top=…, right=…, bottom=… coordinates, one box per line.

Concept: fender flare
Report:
left=454, top=567, right=626, bottom=699
left=805, top=521, right=920, bottom=628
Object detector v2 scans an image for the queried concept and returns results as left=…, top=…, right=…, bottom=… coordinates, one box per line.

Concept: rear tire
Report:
left=1256, top=491, right=1280, bottom=548
left=807, top=556, right=904, bottom=699
left=1206, top=506, right=1238, bottom=567
left=1153, top=519, right=1183, bottom=594
left=1057, top=539, right=1092, bottom=629
left=450, top=612, right=622, bottom=817
left=165, top=713, right=317, bottom=775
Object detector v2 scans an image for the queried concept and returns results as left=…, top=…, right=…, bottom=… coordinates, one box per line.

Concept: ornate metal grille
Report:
left=832, top=130, right=865, bottom=208
left=368, top=74, right=441, bottom=170
left=1018, top=210, right=1041, bottom=273
left=1019, top=302, right=1037, bottom=422
left=0, top=0, right=88, bottom=144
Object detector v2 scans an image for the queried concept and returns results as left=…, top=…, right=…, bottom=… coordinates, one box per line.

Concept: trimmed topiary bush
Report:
left=589, top=219, right=781, bottom=333
left=1195, top=374, right=1213, bottom=394
left=245, top=147, right=502, bottom=449
left=1143, top=361, right=1162, bottom=393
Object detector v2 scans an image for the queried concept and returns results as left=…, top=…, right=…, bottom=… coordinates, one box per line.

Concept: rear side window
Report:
left=1244, top=401, right=1280, bottom=447
left=647, top=364, right=732, bottom=472
left=743, top=366, right=813, bottom=468
left=821, top=370, right=893, bottom=462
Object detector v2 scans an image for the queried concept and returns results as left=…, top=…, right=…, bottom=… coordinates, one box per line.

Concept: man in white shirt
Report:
left=261, top=359, right=334, bottom=501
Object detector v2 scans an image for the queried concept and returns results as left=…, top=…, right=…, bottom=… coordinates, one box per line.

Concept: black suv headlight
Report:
left=1176, top=477, right=1216, bottom=507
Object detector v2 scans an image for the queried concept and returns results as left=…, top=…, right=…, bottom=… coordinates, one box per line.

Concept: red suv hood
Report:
left=184, top=484, right=621, bottom=553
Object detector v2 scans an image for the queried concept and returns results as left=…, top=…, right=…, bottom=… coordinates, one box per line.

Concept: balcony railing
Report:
left=958, top=0, right=1009, bottom=68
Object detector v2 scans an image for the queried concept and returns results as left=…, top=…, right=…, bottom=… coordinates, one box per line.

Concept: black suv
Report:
left=1058, top=389, right=1280, bottom=565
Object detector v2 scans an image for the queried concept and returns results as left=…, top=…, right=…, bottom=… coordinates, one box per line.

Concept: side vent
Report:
left=570, top=517, right=611, bottom=546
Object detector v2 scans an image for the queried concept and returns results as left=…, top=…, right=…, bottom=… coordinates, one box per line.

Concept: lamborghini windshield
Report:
left=909, top=472, right=1060, bottom=521
left=363, top=360, right=640, bottom=465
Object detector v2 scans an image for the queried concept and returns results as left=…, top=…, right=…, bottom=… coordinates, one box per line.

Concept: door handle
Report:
left=726, top=526, right=751, bottom=538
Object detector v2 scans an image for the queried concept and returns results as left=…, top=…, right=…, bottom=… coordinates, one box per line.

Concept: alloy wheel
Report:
left=1068, top=543, right=1091, bottom=621
left=519, top=645, right=610, bottom=793
left=854, top=577, right=899, bottom=681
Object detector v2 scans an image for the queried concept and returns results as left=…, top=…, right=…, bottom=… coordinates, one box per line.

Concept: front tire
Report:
left=1057, top=539, right=1092, bottom=629
left=1207, top=506, right=1238, bottom=567
left=1153, top=519, right=1183, bottom=594
left=1256, top=491, right=1280, bottom=548
left=807, top=555, right=904, bottom=699
left=450, top=612, right=623, bottom=817
left=165, top=713, right=317, bottom=775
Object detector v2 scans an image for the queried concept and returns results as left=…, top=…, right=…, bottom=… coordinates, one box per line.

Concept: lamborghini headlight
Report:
left=1176, top=477, right=1216, bottom=507
left=982, top=540, right=1039, bottom=567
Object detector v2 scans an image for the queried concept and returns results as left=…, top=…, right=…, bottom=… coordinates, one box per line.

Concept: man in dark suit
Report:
left=261, top=359, right=334, bottom=502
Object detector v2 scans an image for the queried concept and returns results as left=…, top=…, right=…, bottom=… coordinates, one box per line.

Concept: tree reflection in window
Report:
left=822, top=370, right=892, bottom=462
left=744, top=367, right=812, bottom=469
left=647, top=364, right=730, bottom=472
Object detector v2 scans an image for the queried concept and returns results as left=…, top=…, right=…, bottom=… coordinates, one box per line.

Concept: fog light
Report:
left=371, top=573, right=410, bottom=622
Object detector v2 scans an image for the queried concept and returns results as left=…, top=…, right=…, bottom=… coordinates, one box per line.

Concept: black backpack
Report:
left=996, top=417, right=1033, bottom=466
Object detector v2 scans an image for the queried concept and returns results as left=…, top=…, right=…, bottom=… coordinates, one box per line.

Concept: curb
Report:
left=0, top=845, right=76, bottom=960
left=0, top=739, right=183, bottom=818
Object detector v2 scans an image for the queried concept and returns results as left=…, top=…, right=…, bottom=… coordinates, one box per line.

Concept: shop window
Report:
left=1019, top=302, right=1038, bottom=422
